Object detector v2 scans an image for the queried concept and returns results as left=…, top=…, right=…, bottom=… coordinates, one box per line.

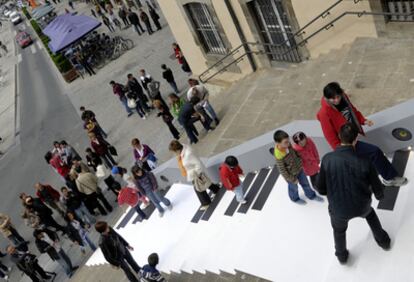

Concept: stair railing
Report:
left=200, top=8, right=414, bottom=84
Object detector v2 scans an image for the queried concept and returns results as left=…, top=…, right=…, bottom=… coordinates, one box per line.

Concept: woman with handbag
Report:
left=131, top=138, right=157, bottom=171
left=131, top=165, right=172, bottom=217
left=153, top=99, right=180, bottom=140
left=88, top=133, right=117, bottom=169
left=169, top=140, right=220, bottom=210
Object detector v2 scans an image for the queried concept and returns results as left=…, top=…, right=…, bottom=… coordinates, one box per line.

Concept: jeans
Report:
left=168, top=81, right=179, bottom=93
left=119, top=248, right=141, bottom=282
left=233, top=184, right=245, bottom=202
left=134, top=204, right=147, bottom=219
left=57, top=249, right=73, bottom=276
left=74, top=203, right=96, bottom=225
left=81, top=234, right=97, bottom=251
left=355, top=141, right=398, bottom=181
left=146, top=190, right=171, bottom=213
left=183, top=121, right=198, bottom=144
left=287, top=170, right=316, bottom=201
left=7, top=226, right=26, bottom=245
left=120, top=96, right=133, bottom=114
left=330, top=208, right=390, bottom=259
left=204, top=100, right=218, bottom=121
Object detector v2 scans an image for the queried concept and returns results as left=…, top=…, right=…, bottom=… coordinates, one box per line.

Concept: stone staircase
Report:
left=72, top=264, right=270, bottom=282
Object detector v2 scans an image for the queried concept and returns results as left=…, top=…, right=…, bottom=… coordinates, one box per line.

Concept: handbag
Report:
left=96, top=164, right=108, bottom=178
left=127, top=98, right=137, bottom=109
left=193, top=172, right=212, bottom=192
left=108, top=145, right=118, bottom=156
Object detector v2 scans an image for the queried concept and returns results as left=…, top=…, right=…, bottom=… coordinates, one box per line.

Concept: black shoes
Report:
left=336, top=250, right=349, bottom=264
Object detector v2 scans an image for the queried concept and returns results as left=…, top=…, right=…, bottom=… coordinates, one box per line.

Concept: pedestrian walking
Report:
left=128, top=9, right=145, bottom=35
left=147, top=2, right=161, bottom=30
left=34, top=183, right=66, bottom=217
left=66, top=212, right=97, bottom=254
left=109, top=10, right=122, bottom=30
left=60, top=187, right=95, bottom=225
left=68, top=0, right=75, bottom=9
left=292, top=132, right=320, bottom=189
left=127, top=73, right=151, bottom=113
left=317, top=82, right=408, bottom=187
left=153, top=99, right=180, bottom=140
left=89, top=132, right=117, bottom=168
left=317, top=123, right=391, bottom=264
left=187, top=78, right=219, bottom=125
left=110, top=80, right=134, bottom=117
left=173, top=43, right=191, bottom=73
left=7, top=245, right=55, bottom=282
left=0, top=213, right=28, bottom=247
left=169, top=140, right=220, bottom=210
left=80, top=106, right=108, bottom=138
left=147, top=79, right=169, bottom=110
left=33, top=228, right=79, bottom=277
left=273, top=130, right=324, bottom=204
left=219, top=156, right=247, bottom=204
left=131, top=166, right=172, bottom=217
left=139, top=8, right=153, bottom=34
left=117, top=186, right=148, bottom=220
left=95, top=221, right=141, bottom=282
left=102, top=15, right=116, bottom=32
left=168, top=93, right=185, bottom=120
left=0, top=259, right=11, bottom=281
left=60, top=140, right=81, bottom=165
left=161, top=64, right=179, bottom=93
left=24, top=196, right=68, bottom=234
left=139, top=69, right=153, bottom=95
left=131, top=138, right=157, bottom=171
left=178, top=100, right=200, bottom=144
left=75, top=169, right=113, bottom=215
left=139, top=253, right=166, bottom=282
left=85, top=147, right=103, bottom=171
left=118, top=7, right=130, bottom=27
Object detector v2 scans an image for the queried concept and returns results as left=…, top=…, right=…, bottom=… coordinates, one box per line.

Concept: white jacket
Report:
left=181, top=145, right=205, bottom=182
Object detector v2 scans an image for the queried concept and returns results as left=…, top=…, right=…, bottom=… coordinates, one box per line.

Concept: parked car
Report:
left=3, top=8, right=11, bottom=17
left=15, top=31, right=32, bottom=48
left=9, top=11, right=22, bottom=25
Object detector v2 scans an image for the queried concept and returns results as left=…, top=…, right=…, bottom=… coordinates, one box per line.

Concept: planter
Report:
left=62, top=68, right=79, bottom=83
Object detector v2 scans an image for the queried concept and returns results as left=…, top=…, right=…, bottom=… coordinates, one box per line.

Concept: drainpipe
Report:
left=224, top=0, right=257, bottom=73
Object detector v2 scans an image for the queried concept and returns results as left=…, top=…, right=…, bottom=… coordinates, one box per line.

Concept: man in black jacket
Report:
left=318, top=123, right=391, bottom=264
left=33, top=229, right=78, bottom=277
left=128, top=9, right=145, bottom=35
left=95, top=221, right=141, bottom=282
left=161, top=64, right=179, bottom=94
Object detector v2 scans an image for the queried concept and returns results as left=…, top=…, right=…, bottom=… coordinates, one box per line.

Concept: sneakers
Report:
left=312, top=195, right=324, bottom=202
left=142, top=116, right=146, bottom=120
left=381, top=176, right=408, bottom=187
left=239, top=199, right=247, bottom=204
left=4, top=275, right=8, bottom=280
left=293, top=199, right=307, bottom=205
left=200, top=205, right=209, bottom=211
left=158, top=211, right=164, bottom=217
left=127, top=112, right=134, bottom=117
left=141, top=202, right=150, bottom=209
left=167, top=203, right=173, bottom=211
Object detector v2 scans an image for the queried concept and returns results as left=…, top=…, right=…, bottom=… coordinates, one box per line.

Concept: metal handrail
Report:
left=201, top=9, right=414, bottom=83
left=276, top=9, right=414, bottom=58
left=199, top=0, right=360, bottom=82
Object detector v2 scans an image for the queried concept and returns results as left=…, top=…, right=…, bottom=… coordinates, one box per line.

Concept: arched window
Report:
left=185, top=2, right=226, bottom=55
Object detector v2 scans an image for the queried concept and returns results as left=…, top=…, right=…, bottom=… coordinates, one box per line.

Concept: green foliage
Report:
left=22, top=7, right=31, bottom=19
left=30, top=20, right=42, bottom=36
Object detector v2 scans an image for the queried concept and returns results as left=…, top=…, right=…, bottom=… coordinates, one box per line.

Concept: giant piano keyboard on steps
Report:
left=86, top=149, right=413, bottom=282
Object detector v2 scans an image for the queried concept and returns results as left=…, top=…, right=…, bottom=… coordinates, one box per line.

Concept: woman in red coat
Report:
left=172, top=43, right=191, bottom=73
left=316, top=82, right=406, bottom=187
left=88, top=133, right=117, bottom=168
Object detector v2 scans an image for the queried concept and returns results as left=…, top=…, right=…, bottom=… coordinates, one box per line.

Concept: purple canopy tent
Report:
left=43, top=13, right=101, bottom=53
